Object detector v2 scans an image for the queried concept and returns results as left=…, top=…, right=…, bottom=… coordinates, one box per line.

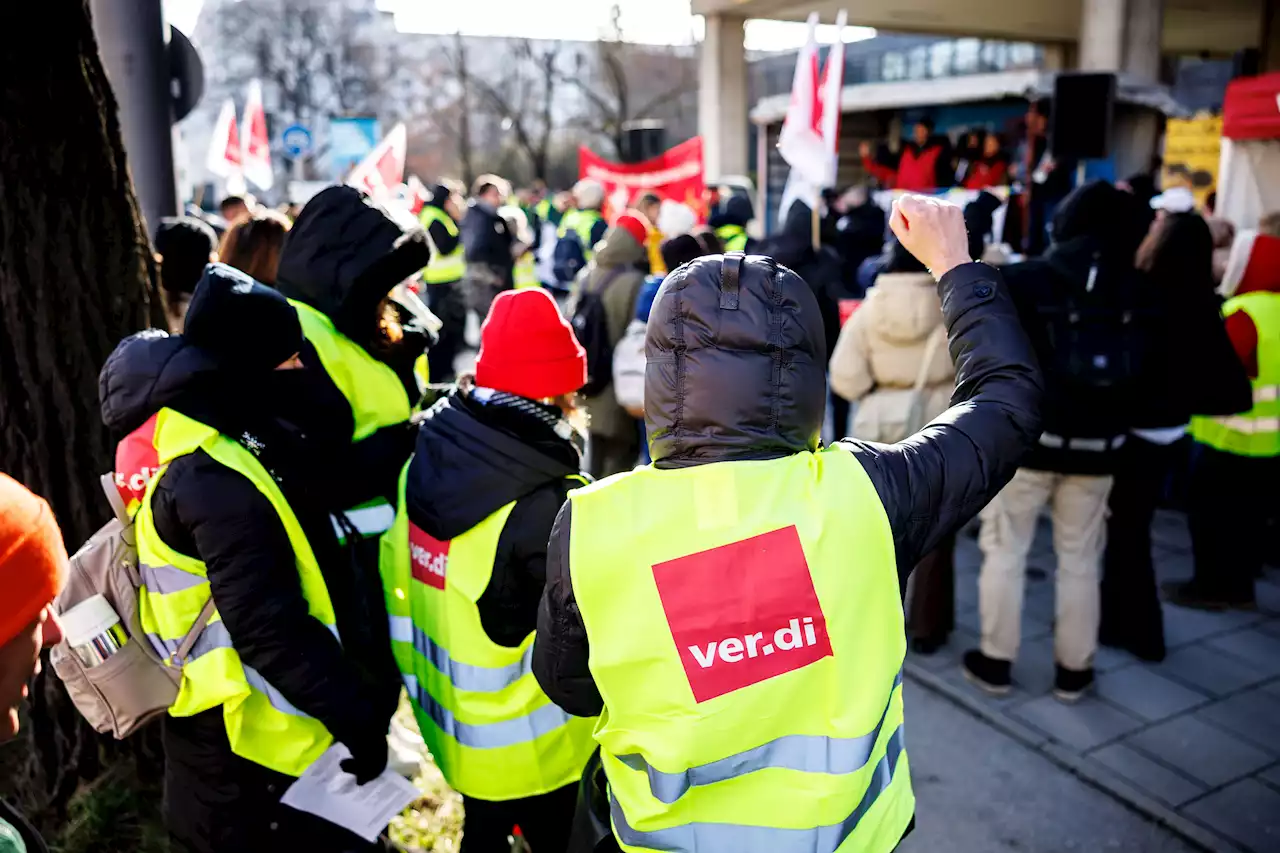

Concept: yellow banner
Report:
left=1162, top=114, right=1222, bottom=207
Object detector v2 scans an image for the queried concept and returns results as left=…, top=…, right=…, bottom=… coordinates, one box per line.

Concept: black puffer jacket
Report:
left=461, top=201, right=516, bottom=283
left=275, top=184, right=427, bottom=499
left=533, top=255, right=1043, bottom=717
left=408, top=388, right=582, bottom=647
left=100, top=329, right=400, bottom=852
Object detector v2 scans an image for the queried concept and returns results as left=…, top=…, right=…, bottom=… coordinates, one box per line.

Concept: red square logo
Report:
left=652, top=526, right=832, bottom=703
left=409, top=522, right=450, bottom=590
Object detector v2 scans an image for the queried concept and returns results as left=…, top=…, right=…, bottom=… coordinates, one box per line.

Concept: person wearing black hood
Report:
left=99, top=265, right=402, bottom=853
left=966, top=181, right=1155, bottom=702
left=708, top=192, right=756, bottom=253
left=274, top=184, right=434, bottom=561
left=419, top=182, right=467, bottom=382
left=382, top=288, right=597, bottom=852
left=533, top=195, right=1042, bottom=852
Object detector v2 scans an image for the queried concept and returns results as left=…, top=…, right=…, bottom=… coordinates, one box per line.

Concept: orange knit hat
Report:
left=0, top=474, right=68, bottom=646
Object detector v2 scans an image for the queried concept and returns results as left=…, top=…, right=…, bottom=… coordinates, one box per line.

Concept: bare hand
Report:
left=889, top=194, right=971, bottom=280
left=858, top=141, right=873, bottom=159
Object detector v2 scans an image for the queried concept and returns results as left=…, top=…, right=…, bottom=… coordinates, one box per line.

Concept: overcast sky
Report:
left=165, top=0, right=875, bottom=51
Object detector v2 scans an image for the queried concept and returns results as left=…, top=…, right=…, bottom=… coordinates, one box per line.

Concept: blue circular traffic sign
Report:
left=281, top=124, right=313, bottom=158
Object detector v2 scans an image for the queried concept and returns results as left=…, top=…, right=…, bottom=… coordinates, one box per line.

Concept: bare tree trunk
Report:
left=454, top=32, right=476, bottom=189
left=0, top=0, right=157, bottom=838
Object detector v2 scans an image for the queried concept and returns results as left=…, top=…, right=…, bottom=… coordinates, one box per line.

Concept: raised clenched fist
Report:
left=888, top=194, right=972, bottom=281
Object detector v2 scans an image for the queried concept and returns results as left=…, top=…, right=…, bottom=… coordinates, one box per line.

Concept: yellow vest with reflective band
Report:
left=1191, top=291, right=1280, bottom=458
left=135, top=408, right=338, bottom=777
left=514, top=253, right=540, bottom=290
left=535, top=198, right=553, bottom=223
left=380, top=466, right=597, bottom=801
left=559, top=210, right=603, bottom=260
left=420, top=206, right=466, bottom=284
left=569, top=447, right=913, bottom=853
left=290, top=300, right=411, bottom=441
left=715, top=224, right=748, bottom=253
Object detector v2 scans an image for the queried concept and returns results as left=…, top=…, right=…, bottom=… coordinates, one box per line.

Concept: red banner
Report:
left=579, top=137, right=706, bottom=223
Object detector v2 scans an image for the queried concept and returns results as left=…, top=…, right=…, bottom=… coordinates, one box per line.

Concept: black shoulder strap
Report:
left=721, top=251, right=744, bottom=310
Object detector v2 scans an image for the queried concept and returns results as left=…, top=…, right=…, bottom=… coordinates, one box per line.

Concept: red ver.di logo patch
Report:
left=652, top=526, right=833, bottom=703
left=409, top=522, right=450, bottom=591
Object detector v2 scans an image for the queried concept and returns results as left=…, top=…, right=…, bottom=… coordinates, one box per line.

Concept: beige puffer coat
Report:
left=829, top=272, right=955, bottom=438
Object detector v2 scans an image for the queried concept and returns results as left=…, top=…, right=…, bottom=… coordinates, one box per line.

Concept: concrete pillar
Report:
left=1041, top=44, right=1069, bottom=72
left=91, top=0, right=179, bottom=235
left=1078, top=0, right=1127, bottom=72
left=1122, top=0, right=1162, bottom=82
left=699, top=14, right=749, bottom=181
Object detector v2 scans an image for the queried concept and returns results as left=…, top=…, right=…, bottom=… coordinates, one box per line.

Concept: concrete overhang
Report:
left=693, top=0, right=1264, bottom=56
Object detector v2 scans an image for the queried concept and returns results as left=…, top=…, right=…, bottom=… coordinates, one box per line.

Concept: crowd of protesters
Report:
left=2, top=140, right=1276, bottom=853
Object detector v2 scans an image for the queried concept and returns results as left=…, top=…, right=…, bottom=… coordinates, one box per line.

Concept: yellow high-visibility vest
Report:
left=514, top=254, right=540, bottom=289
left=569, top=447, right=913, bottom=852
left=291, top=300, right=411, bottom=441
left=420, top=206, right=466, bottom=284
left=135, top=408, right=338, bottom=777
left=380, top=467, right=597, bottom=800
left=1191, top=291, right=1280, bottom=458
left=715, top=224, right=748, bottom=253
left=559, top=210, right=604, bottom=260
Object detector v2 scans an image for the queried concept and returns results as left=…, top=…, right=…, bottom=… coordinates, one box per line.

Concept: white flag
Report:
left=205, top=99, right=241, bottom=179
left=241, top=80, right=274, bottom=191
left=345, top=123, right=407, bottom=202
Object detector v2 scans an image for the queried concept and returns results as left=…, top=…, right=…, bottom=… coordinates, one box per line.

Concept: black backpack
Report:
left=1035, top=252, right=1150, bottom=395
left=553, top=230, right=588, bottom=284
left=571, top=269, right=626, bottom=397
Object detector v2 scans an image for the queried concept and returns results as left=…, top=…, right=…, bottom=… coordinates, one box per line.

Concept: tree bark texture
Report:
left=0, top=0, right=159, bottom=836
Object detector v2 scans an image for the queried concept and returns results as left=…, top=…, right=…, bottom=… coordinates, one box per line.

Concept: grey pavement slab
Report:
left=1095, top=665, right=1212, bottom=723
left=1157, top=643, right=1272, bottom=697
left=920, top=508, right=1280, bottom=852
left=1124, top=715, right=1274, bottom=788
left=1087, top=743, right=1208, bottom=807
left=1195, top=688, right=1280, bottom=756
left=1182, top=779, right=1280, bottom=853
left=899, top=682, right=1198, bottom=853
left=1008, top=694, right=1144, bottom=751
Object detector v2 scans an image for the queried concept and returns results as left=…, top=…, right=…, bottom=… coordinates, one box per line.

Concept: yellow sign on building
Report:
left=1162, top=114, right=1223, bottom=207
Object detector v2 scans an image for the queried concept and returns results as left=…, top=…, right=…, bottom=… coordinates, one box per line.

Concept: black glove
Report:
left=340, top=730, right=388, bottom=786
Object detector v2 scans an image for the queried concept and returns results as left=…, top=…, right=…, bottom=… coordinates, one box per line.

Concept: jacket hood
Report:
left=646, top=255, right=826, bottom=466
left=1051, top=180, right=1148, bottom=263
left=593, top=224, right=646, bottom=267
left=865, top=273, right=942, bottom=344
left=406, top=392, right=578, bottom=540
left=99, top=330, right=220, bottom=434
left=275, top=186, right=432, bottom=342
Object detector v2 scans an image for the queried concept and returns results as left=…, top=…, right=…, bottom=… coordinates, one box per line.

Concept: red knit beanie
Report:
left=614, top=213, right=649, bottom=246
left=475, top=289, right=588, bottom=399
left=0, top=475, right=67, bottom=647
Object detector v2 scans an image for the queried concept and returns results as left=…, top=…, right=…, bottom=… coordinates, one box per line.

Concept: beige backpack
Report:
left=50, top=474, right=214, bottom=738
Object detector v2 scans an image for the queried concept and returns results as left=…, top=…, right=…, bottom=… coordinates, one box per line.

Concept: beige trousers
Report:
left=977, top=468, right=1114, bottom=671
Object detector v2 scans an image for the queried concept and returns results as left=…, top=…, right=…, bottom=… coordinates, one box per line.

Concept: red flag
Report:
left=241, top=80, right=273, bottom=191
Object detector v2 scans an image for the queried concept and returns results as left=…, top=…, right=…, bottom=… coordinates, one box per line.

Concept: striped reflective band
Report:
left=611, top=726, right=906, bottom=853
left=389, top=616, right=532, bottom=693
left=1214, top=416, right=1280, bottom=434
left=244, top=664, right=309, bottom=717
left=401, top=673, right=576, bottom=749
left=331, top=503, right=396, bottom=539
left=1255, top=385, right=1280, bottom=404
left=616, top=669, right=903, bottom=805
left=141, top=562, right=207, bottom=594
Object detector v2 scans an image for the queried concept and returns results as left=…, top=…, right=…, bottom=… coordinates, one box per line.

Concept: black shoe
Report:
left=961, top=650, right=1012, bottom=696
left=1053, top=664, right=1095, bottom=703
left=1162, top=580, right=1253, bottom=612
left=911, top=636, right=946, bottom=656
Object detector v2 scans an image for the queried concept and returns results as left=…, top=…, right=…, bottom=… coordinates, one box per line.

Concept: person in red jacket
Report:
left=860, top=119, right=955, bottom=191
left=963, top=133, right=1011, bottom=190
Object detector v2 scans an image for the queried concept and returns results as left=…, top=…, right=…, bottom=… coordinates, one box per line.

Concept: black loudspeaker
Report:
left=1050, top=72, right=1116, bottom=161
left=621, top=121, right=666, bottom=164
left=1232, top=48, right=1261, bottom=79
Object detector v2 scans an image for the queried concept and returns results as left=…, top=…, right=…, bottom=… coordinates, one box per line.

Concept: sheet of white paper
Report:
left=280, top=743, right=420, bottom=842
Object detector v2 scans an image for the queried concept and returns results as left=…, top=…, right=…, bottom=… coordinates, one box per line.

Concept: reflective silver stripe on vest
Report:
left=141, top=562, right=207, bottom=594
left=1255, top=385, right=1280, bottom=404
left=616, top=669, right=903, bottom=805
left=1213, top=415, right=1280, bottom=434
left=388, top=615, right=532, bottom=693
left=611, top=725, right=907, bottom=853
left=331, top=503, right=396, bottom=540
left=401, top=673, right=573, bottom=749
left=243, top=665, right=309, bottom=717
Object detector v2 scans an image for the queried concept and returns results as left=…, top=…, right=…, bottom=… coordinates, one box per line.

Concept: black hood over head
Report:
left=407, top=392, right=578, bottom=540
left=276, top=185, right=432, bottom=343
left=99, top=330, right=220, bottom=434
left=645, top=254, right=826, bottom=467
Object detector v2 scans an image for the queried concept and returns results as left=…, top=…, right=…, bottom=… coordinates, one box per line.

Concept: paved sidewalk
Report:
left=906, top=510, right=1280, bottom=853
